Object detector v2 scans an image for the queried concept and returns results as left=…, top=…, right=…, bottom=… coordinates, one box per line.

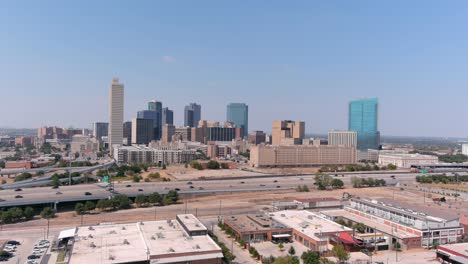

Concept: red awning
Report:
left=338, top=233, right=359, bottom=244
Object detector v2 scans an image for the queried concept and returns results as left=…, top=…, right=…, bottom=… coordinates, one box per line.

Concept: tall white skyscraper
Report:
left=108, top=78, right=124, bottom=156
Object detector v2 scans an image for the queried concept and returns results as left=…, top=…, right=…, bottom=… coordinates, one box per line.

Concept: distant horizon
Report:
left=1, top=2, right=468, bottom=137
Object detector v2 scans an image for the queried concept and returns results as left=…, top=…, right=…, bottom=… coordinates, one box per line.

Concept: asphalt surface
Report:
left=0, top=173, right=417, bottom=207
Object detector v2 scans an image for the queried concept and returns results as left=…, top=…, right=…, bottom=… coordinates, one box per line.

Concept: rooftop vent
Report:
left=168, top=248, right=175, bottom=253
left=90, top=242, right=96, bottom=248
left=109, top=255, right=115, bottom=260
left=195, top=244, right=201, bottom=249
left=109, top=230, right=117, bottom=234
left=123, top=239, right=129, bottom=245
left=151, top=236, right=156, bottom=240
left=122, top=226, right=126, bottom=230
left=158, top=226, right=164, bottom=230
left=185, top=216, right=189, bottom=219
left=88, top=226, right=94, bottom=231
left=88, top=234, right=93, bottom=239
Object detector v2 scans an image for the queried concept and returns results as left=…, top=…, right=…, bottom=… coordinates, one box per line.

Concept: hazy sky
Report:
left=1, top=1, right=468, bottom=137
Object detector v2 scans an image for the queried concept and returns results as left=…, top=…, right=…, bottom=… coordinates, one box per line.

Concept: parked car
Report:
left=7, top=241, right=20, bottom=246
left=14, top=195, right=23, bottom=199
left=138, top=188, right=143, bottom=192
left=27, top=255, right=41, bottom=260
left=361, top=249, right=371, bottom=256
left=84, top=192, right=92, bottom=196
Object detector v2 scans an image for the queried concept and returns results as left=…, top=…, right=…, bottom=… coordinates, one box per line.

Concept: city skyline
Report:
left=2, top=1, right=468, bottom=137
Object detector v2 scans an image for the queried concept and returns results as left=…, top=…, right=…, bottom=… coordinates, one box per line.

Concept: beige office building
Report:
left=250, top=144, right=356, bottom=167
left=161, top=124, right=175, bottom=143
left=108, top=78, right=124, bottom=156
left=328, top=130, right=357, bottom=147
left=272, top=120, right=305, bottom=145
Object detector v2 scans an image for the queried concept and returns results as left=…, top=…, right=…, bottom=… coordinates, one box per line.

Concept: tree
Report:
left=75, top=203, right=85, bottom=215
left=148, top=192, right=162, bottom=205
left=40, top=207, right=55, bottom=219
left=51, top=175, right=60, bottom=188
left=288, top=246, right=296, bottom=256
left=353, top=223, right=366, bottom=233
left=36, top=170, right=45, bottom=176
left=162, top=164, right=167, bottom=170
left=387, top=163, right=397, bottom=170
left=207, top=160, right=220, bottom=169
left=163, top=190, right=179, bottom=205
left=351, top=176, right=363, bottom=188
left=84, top=201, right=95, bottom=212
left=314, top=173, right=332, bottom=190
left=97, top=199, right=110, bottom=211
left=135, top=194, right=147, bottom=207
left=278, top=242, right=284, bottom=251
left=331, top=179, right=344, bottom=189
left=190, top=161, right=203, bottom=170
left=0, top=160, right=5, bottom=168
left=133, top=175, right=141, bottom=182
left=301, top=250, right=320, bottom=264
left=148, top=172, right=160, bottom=179
left=332, top=244, right=350, bottom=262
left=220, top=163, right=229, bottom=169
left=24, top=207, right=35, bottom=220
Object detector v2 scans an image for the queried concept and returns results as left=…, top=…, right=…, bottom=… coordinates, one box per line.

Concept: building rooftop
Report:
left=270, top=210, right=352, bottom=241
left=321, top=209, right=419, bottom=240
left=352, top=198, right=459, bottom=222
left=378, top=153, right=438, bottom=159
left=225, top=214, right=290, bottom=233
left=70, top=218, right=222, bottom=264
left=437, top=243, right=468, bottom=259
left=176, top=214, right=208, bottom=232
left=294, top=198, right=340, bottom=203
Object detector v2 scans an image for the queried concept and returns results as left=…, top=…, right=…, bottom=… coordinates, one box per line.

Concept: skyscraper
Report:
left=131, top=118, right=154, bottom=145
left=348, top=98, right=380, bottom=150
left=92, top=122, right=108, bottom=142
left=108, top=78, right=124, bottom=156
left=184, top=103, right=201, bottom=127
left=147, top=100, right=163, bottom=139
left=328, top=130, right=357, bottom=147
left=162, top=107, right=174, bottom=125
left=123, top=121, right=132, bottom=145
left=226, top=103, right=248, bottom=138
left=137, top=110, right=159, bottom=140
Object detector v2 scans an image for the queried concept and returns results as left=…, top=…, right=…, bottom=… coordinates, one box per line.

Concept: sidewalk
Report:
left=212, top=226, right=256, bottom=264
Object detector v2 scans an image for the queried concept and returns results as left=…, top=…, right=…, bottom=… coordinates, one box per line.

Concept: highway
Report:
left=0, top=161, right=115, bottom=189
left=0, top=173, right=417, bottom=207
left=0, top=160, right=115, bottom=176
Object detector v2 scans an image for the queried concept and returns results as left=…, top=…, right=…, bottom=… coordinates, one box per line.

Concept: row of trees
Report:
left=0, top=206, right=55, bottom=224
left=14, top=172, right=33, bottom=182
left=351, top=176, right=386, bottom=188
left=416, top=174, right=468, bottom=184
left=314, top=173, right=344, bottom=190
left=190, top=160, right=229, bottom=170
left=207, top=231, right=236, bottom=263
left=319, top=163, right=397, bottom=172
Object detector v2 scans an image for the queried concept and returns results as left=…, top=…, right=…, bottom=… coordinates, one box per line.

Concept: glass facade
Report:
left=226, top=103, right=248, bottom=138
left=348, top=98, right=380, bottom=150
left=184, top=103, right=201, bottom=127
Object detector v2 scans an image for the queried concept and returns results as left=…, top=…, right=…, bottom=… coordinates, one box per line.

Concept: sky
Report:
left=1, top=1, right=468, bottom=137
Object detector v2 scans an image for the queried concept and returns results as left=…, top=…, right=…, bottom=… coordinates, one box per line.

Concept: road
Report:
left=0, top=173, right=417, bottom=207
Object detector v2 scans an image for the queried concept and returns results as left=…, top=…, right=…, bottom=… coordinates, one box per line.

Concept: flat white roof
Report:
left=70, top=218, right=221, bottom=264
left=177, top=214, right=207, bottom=232
left=58, top=228, right=76, bottom=239
left=270, top=210, right=352, bottom=241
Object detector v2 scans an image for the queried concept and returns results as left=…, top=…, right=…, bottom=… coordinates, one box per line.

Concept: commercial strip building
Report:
left=378, top=153, right=439, bottom=168
left=224, top=210, right=352, bottom=253
left=114, top=144, right=197, bottom=165
left=68, top=214, right=223, bottom=264
left=249, top=144, right=356, bottom=167
left=436, top=243, right=468, bottom=264
left=321, top=198, right=464, bottom=250
left=272, top=197, right=342, bottom=211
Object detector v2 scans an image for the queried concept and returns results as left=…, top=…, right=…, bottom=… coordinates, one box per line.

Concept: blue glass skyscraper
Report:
left=348, top=98, right=380, bottom=150
left=226, top=103, right=248, bottom=138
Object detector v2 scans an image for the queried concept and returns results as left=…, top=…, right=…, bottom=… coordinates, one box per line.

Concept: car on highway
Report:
left=391, top=175, right=396, bottom=179
left=273, top=180, right=278, bottom=183
left=126, top=185, right=132, bottom=187
left=84, top=192, right=92, bottom=196
left=189, top=185, right=194, bottom=189
left=56, top=192, right=62, bottom=195
left=259, top=184, right=266, bottom=187
left=198, top=187, right=204, bottom=190
left=240, top=181, right=245, bottom=184
left=14, top=188, right=22, bottom=192
left=276, top=186, right=281, bottom=188
left=138, top=188, right=144, bottom=192
left=7, top=241, right=20, bottom=246
left=187, top=181, right=192, bottom=185
left=175, top=188, right=180, bottom=191
left=15, top=195, right=23, bottom=199
left=299, top=178, right=304, bottom=181
left=52, top=186, right=59, bottom=189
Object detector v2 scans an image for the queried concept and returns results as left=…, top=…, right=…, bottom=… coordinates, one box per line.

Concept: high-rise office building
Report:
left=248, top=130, right=266, bottom=145
left=138, top=100, right=163, bottom=140
left=108, top=78, right=124, bottom=155
left=162, top=107, right=174, bottom=125
left=184, top=103, right=201, bottom=127
left=148, top=100, right=162, bottom=112
left=348, top=98, right=380, bottom=150
left=161, top=124, right=175, bottom=143
left=328, top=130, right=357, bottom=147
left=92, top=122, right=109, bottom=142
left=226, top=103, right=248, bottom=138
left=271, top=120, right=305, bottom=145
left=131, top=118, right=154, bottom=145
left=123, top=121, right=132, bottom=144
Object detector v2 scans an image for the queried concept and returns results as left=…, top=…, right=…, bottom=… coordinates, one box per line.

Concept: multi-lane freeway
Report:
left=0, top=172, right=418, bottom=208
